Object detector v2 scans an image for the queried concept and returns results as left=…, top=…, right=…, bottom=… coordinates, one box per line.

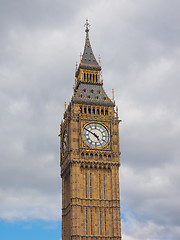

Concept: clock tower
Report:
left=60, top=19, right=121, bottom=240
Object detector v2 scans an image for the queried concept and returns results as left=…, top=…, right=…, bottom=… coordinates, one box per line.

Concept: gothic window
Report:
left=101, top=108, right=104, bottom=115
left=103, top=174, right=105, bottom=199
left=84, top=73, right=86, bottom=80
left=84, top=107, right=87, bottom=114
left=88, top=107, right=91, bottom=114
left=91, top=89, right=94, bottom=93
left=85, top=173, right=87, bottom=198
left=90, top=153, right=93, bottom=159
left=83, top=88, right=86, bottom=92
left=105, top=109, right=108, bottom=115
left=97, top=108, right=99, bottom=114
left=99, top=174, right=101, bottom=199
left=90, top=173, right=92, bottom=198
left=81, top=152, right=84, bottom=158
left=80, top=94, right=82, bottom=98
left=87, top=95, right=90, bottom=99
left=92, top=107, right=95, bottom=114
left=100, top=210, right=102, bottom=235
left=91, top=209, right=93, bottom=235
left=86, top=208, right=88, bottom=234
left=108, top=154, right=111, bottom=160
left=99, top=154, right=102, bottom=159
left=98, top=89, right=101, bottom=94
left=80, top=106, right=82, bottom=113
left=105, top=209, right=107, bottom=235
left=96, top=74, right=98, bottom=82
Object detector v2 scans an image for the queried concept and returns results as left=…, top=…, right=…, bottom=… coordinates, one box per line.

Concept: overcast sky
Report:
left=0, top=0, right=180, bottom=239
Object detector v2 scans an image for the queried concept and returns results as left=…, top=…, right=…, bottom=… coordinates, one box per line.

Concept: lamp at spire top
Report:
left=84, top=18, right=90, bottom=32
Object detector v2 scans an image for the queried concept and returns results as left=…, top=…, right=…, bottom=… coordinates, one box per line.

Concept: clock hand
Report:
left=84, top=127, right=99, bottom=140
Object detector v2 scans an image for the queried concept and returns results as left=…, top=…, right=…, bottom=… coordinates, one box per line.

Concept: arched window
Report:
left=93, top=108, right=95, bottom=114
left=101, top=108, right=104, bottom=115
left=97, top=108, right=99, bottom=114
left=84, top=107, right=87, bottom=114
left=88, top=107, right=91, bottom=114
left=105, top=109, right=108, bottom=115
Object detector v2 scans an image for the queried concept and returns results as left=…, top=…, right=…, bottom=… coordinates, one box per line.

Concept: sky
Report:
left=0, top=0, right=180, bottom=239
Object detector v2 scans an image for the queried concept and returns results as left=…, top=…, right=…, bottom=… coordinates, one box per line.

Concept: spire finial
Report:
left=84, top=18, right=90, bottom=32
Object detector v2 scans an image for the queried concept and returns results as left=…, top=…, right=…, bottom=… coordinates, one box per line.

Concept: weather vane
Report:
left=84, top=18, right=90, bottom=32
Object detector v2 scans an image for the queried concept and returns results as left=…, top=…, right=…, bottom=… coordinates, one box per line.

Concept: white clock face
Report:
left=82, top=122, right=109, bottom=148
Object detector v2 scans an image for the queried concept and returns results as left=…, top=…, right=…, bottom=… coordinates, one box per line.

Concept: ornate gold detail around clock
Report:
left=81, top=120, right=111, bottom=150
left=82, top=122, right=109, bottom=148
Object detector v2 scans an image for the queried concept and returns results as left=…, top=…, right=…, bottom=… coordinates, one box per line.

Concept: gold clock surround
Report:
left=81, top=120, right=111, bottom=151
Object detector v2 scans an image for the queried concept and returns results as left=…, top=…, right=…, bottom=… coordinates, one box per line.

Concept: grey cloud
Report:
left=0, top=0, right=86, bottom=31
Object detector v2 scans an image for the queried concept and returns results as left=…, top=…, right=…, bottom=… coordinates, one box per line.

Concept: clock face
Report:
left=82, top=122, right=109, bottom=148
left=62, top=130, right=67, bottom=156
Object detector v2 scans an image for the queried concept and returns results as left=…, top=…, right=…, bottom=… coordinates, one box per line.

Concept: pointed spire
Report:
left=80, top=19, right=100, bottom=67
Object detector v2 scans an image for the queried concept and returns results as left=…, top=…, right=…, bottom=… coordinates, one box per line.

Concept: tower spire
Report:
left=80, top=19, right=100, bottom=67
left=74, top=20, right=106, bottom=89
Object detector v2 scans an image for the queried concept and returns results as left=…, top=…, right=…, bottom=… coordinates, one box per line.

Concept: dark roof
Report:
left=80, top=31, right=99, bottom=67
left=72, top=82, right=114, bottom=106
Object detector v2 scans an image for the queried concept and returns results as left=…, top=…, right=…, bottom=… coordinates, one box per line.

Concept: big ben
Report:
left=60, top=19, right=121, bottom=240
